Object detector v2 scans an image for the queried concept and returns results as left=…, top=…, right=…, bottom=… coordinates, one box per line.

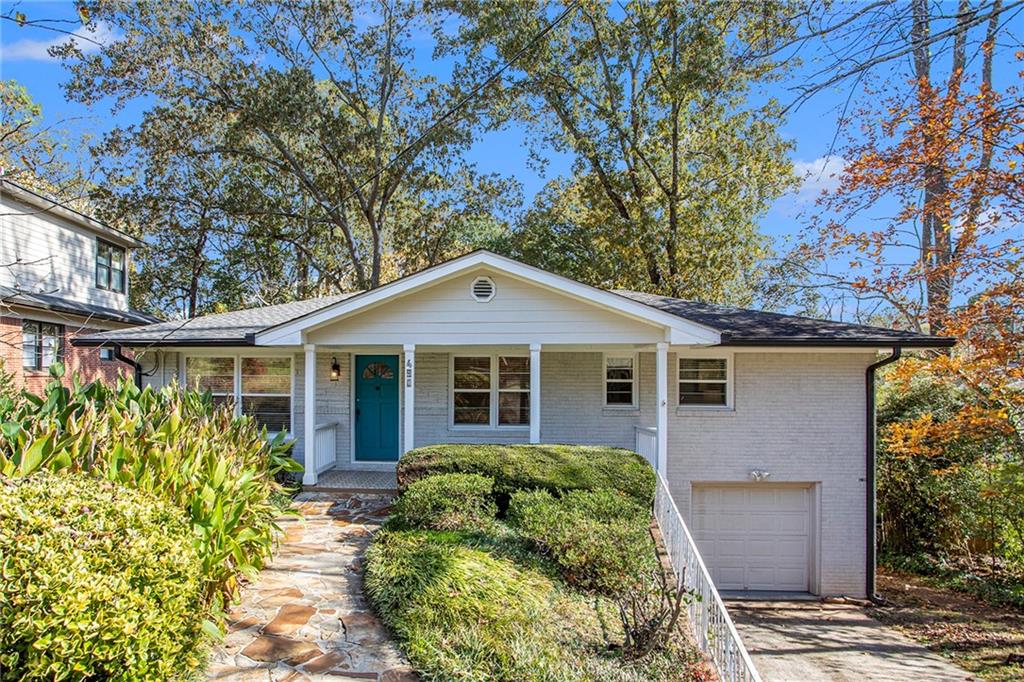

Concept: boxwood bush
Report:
left=391, top=473, right=497, bottom=531
left=397, top=444, right=655, bottom=509
left=0, top=472, right=207, bottom=679
left=509, top=489, right=654, bottom=595
left=0, top=367, right=300, bottom=611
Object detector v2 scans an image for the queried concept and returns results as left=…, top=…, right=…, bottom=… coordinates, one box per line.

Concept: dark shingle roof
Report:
left=615, top=290, right=954, bottom=347
left=73, top=294, right=356, bottom=346
left=0, top=286, right=161, bottom=326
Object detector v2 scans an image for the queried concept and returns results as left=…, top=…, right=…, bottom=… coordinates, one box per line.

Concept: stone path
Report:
left=207, top=492, right=415, bottom=681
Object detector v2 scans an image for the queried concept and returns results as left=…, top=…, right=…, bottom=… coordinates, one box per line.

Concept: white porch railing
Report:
left=634, top=426, right=657, bottom=468
left=654, top=473, right=761, bottom=682
left=313, top=421, right=337, bottom=474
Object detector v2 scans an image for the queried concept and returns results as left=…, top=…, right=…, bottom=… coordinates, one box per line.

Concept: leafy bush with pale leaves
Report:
left=0, top=365, right=301, bottom=611
left=391, top=473, right=497, bottom=531
left=0, top=472, right=207, bottom=679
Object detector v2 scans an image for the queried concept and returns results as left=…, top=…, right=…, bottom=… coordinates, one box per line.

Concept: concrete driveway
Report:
left=728, top=600, right=971, bottom=682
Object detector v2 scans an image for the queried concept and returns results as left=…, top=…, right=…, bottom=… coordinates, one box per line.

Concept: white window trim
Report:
left=449, top=353, right=530, bottom=430
left=676, top=350, right=734, bottom=411
left=181, top=353, right=294, bottom=435
left=602, top=351, right=638, bottom=409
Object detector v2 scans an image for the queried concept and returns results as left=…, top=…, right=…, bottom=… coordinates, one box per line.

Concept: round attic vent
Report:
left=470, top=276, right=496, bottom=302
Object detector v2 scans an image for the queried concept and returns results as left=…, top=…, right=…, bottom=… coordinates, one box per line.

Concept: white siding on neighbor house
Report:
left=666, top=352, right=875, bottom=597
left=0, top=194, right=130, bottom=311
left=305, top=271, right=667, bottom=346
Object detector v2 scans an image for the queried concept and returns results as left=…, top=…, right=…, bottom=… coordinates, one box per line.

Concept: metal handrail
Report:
left=653, top=472, right=762, bottom=682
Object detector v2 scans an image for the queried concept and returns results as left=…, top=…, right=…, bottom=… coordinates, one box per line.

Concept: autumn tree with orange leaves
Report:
left=793, top=0, right=1024, bottom=561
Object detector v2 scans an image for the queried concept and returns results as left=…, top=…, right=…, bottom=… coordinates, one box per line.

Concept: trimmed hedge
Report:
left=509, top=489, right=654, bottom=595
left=391, top=473, right=497, bottom=531
left=0, top=472, right=206, bottom=679
left=397, top=444, right=655, bottom=508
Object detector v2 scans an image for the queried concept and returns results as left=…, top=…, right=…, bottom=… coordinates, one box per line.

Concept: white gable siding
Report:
left=305, top=272, right=666, bottom=346
left=0, top=194, right=129, bottom=310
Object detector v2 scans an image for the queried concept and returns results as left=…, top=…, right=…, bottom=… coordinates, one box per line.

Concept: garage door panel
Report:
left=692, top=485, right=811, bottom=593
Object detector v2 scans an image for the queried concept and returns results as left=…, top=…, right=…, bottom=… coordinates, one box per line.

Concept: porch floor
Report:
left=310, top=468, right=398, bottom=492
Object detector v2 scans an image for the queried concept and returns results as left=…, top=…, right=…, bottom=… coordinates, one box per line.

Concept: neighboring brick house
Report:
left=0, top=179, right=157, bottom=393
left=80, top=250, right=954, bottom=598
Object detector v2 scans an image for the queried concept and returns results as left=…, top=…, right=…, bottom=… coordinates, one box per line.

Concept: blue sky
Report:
left=2, top=1, right=1008, bottom=250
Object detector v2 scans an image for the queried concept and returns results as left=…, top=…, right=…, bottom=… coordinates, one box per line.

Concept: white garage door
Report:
left=692, top=485, right=811, bottom=592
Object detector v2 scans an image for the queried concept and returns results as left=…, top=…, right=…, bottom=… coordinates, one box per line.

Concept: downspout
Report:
left=866, top=346, right=901, bottom=601
left=113, top=343, right=142, bottom=389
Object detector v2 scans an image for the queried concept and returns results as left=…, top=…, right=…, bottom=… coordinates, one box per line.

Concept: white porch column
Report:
left=529, top=343, right=541, bottom=443
left=303, top=343, right=317, bottom=486
left=403, top=344, right=416, bottom=454
left=655, top=342, right=668, bottom=475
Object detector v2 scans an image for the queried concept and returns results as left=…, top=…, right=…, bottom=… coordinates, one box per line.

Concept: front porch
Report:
left=297, top=344, right=668, bottom=487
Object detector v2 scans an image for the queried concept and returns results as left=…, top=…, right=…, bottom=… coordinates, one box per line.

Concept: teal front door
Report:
left=354, top=355, right=400, bottom=461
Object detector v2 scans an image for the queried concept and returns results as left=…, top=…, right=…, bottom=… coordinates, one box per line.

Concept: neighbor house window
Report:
left=99, top=347, right=115, bottom=361
left=678, top=358, right=728, bottom=406
left=185, top=356, right=235, bottom=408
left=452, top=355, right=530, bottom=427
left=604, top=354, right=636, bottom=407
left=240, top=357, right=291, bottom=432
left=22, top=321, right=63, bottom=371
left=96, top=239, right=126, bottom=292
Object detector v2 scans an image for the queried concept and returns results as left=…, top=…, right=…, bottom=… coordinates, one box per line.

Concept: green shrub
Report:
left=397, top=444, right=655, bottom=508
left=0, top=472, right=207, bottom=679
left=0, top=369, right=301, bottom=611
left=509, top=489, right=654, bottom=595
left=392, top=473, right=497, bottom=531
left=365, top=528, right=571, bottom=681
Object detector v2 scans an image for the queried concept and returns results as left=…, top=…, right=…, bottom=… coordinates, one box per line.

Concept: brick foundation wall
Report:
left=0, top=315, right=133, bottom=393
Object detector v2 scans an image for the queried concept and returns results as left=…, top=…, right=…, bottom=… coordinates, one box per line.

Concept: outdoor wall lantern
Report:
left=330, top=357, right=341, bottom=381
left=749, top=469, right=772, bottom=482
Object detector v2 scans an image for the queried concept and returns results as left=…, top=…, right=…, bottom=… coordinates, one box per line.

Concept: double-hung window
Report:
left=452, top=355, right=530, bottom=427
left=604, top=354, right=636, bottom=407
left=240, top=357, right=291, bottom=432
left=678, top=358, right=729, bottom=407
left=96, top=239, right=126, bottom=292
left=185, top=355, right=293, bottom=432
left=22, top=321, right=63, bottom=371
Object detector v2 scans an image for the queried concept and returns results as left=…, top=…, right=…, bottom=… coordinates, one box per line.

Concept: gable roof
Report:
left=617, top=291, right=954, bottom=348
left=1, top=179, right=145, bottom=249
left=74, top=250, right=955, bottom=349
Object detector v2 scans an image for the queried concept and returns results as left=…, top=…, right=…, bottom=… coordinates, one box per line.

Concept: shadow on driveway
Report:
left=728, top=600, right=971, bottom=681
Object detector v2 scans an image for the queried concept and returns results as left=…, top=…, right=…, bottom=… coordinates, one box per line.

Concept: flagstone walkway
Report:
left=207, top=492, right=416, bottom=681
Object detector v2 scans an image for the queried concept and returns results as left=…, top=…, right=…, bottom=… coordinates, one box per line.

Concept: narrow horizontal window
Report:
left=679, top=358, right=728, bottom=406
left=99, top=347, right=115, bottom=361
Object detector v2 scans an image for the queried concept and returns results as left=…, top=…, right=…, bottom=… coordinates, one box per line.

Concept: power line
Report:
left=331, top=1, right=581, bottom=211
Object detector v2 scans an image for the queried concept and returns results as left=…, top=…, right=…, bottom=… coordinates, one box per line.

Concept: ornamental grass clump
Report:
left=391, top=472, right=497, bottom=531
left=0, top=366, right=300, bottom=610
left=0, top=472, right=207, bottom=679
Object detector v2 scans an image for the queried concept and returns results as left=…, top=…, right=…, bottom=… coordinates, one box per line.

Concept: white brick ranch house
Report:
left=76, top=251, right=952, bottom=599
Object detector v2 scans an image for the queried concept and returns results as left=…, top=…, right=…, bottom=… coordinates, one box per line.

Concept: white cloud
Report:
left=2, top=21, right=118, bottom=62
left=792, top=155, right=848, bottom=202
